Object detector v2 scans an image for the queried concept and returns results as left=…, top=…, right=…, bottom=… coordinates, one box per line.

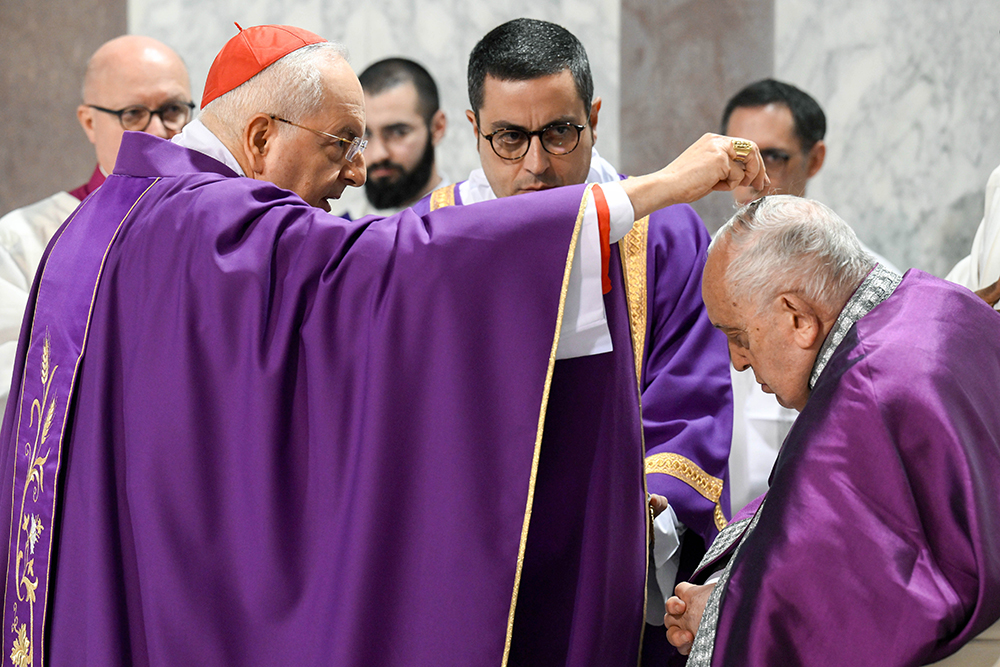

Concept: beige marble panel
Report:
left=0, top=0, right=126, bottom=216
left=621, top=0, right=774, bottom=232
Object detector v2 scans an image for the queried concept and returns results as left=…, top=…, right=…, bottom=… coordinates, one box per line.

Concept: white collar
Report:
left=171, top=119, right=248, bottom=177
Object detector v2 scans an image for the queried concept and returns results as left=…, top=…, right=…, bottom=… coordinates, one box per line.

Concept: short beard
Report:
left=364, top=139, right=436, bottom=210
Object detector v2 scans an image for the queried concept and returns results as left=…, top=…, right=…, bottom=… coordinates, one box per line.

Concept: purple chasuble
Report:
left=0, top=133, right=647, bottom=666
left=416, top=183, right=733, bottom=667
left=710, top=270, right=1000, bottom=665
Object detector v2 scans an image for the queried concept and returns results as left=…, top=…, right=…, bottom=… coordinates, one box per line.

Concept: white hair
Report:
left=201, top=41, right=349, bottom=143
left=710, top=196, right=876, bottom=314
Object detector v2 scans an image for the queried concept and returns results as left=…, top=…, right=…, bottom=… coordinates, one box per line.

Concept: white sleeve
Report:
left=645, top=505, right=686, bottom=625
left=555, top=182, right=635, bottom=359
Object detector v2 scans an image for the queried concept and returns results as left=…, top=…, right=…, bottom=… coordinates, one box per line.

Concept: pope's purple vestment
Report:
left=0, top=133, right=648, bottom=665
left=703, top=271, right=1000, bottom=665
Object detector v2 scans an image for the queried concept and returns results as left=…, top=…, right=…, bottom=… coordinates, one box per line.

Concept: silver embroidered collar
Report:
left=808, top=264, right=902, bottom=390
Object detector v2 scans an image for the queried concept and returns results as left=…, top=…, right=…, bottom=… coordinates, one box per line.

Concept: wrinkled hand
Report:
left=623, top=134, right=769, bottom=220
left=975, top=277, right=1000, bottom=307
left=665, top=581, right=716, bottom=655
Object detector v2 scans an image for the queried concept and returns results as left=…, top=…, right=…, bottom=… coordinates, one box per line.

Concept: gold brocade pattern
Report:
left=9, top=333, right=57, bottom=667
left=618, top=217, right=649, bottom=386
left=428, top=185, right=455, bottom=211
left=645, top=453, right=728, bottom=531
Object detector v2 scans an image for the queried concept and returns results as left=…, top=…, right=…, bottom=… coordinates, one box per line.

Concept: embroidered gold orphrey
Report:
left=4, top=178, right=159, bottom=667
left=8, top=333, right=57, bottom=667
left=428, top=184, right=455, bottom=211
left=619, top=217, right=728, bottom=533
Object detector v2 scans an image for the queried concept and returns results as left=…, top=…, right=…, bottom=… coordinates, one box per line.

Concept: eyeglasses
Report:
left=88, top=101, right=194, bottom=132
left=271, top=116, right=367, bottom=163
left=480, top=123, right=587, bottom=161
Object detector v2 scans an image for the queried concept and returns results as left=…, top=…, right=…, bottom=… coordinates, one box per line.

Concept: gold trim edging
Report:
left=618, top=217, right=649, bottom=385
left=427, top=179, right=592, bottom=666
left=429, top=184, right=455, bottom=211
left=645, top=453, right=728, bottom=531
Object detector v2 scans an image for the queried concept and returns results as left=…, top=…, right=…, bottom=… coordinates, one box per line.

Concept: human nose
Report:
left=729, top=344, right=751, bottom=372
left=521, top=135, right=551, bottom=175
left=365, top=135, right=388, bottom=165
left=144, top=112, right=172, bottom=139
left=342, top=154, right=366, bottom=188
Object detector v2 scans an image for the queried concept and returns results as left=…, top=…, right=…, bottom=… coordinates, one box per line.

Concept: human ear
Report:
left=806, top=140, right=826, bottom=179
left=589, top=97, right=602, bottom=143
left=465, top=110, right=480, bottom=153
left=243, top=114, right=273, bottom=176
left=430, top=109, right=447, bottom=146
left=77, top=105, right=97, bottom=145
left=781, top=293, right=822, bottom=350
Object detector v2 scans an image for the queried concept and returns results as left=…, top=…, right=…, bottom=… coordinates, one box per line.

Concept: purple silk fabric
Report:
left=713, top=271, right=1000, bottom=666
left=637, top=204, right=732, bottom=546
left=0, top=133, right=647, bottom=665
left=416, top=187, right=734, bottom=547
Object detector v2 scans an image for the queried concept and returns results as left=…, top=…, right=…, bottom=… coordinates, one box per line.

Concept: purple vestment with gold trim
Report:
left=708, top=271, right=1000, bottom=665
left=0, top=133, right=647, bottom=666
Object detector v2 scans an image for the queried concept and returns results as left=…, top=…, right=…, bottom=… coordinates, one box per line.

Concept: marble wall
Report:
left=129, top=1, right=621, bottom=201
left=5, top=0, right=998, bottom=280
left=774, top=0, right=1000, bottom=276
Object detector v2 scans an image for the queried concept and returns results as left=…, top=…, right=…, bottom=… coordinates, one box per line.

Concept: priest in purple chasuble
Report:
left=413, top=19, right=734, bottom=664
left=665, top=196, right=1000, bottom=666
left=0, top=24, right=769, bottom=667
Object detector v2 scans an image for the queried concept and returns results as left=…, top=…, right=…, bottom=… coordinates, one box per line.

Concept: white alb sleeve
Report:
left=555, top=182, right=635, bottom=359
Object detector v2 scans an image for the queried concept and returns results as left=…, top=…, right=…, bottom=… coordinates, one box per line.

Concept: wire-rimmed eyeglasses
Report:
left=88, top=102, right=195, bottom=132
left=480, top=123, right=587, bottom=161
left=270, top=116, right=367, bottom=163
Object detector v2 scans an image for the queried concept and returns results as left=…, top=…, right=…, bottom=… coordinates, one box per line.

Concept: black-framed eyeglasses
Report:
left=480, top=123, right=587, bottom=161
left=270, top=116, right=367, bottom=163
left=88, top=101, right=194, bottom=132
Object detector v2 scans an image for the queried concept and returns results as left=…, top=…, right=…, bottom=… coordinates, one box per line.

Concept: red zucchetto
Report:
left=201, top=23, right=327, bottom=108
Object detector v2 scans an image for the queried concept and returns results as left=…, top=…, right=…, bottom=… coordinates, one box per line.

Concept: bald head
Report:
left=77, top=35, right=192, bottom=173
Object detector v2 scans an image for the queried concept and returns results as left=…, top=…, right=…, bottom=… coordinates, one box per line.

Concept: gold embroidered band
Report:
left=645, top=452, right=728, bottom=531
left=429, top=184, right=456, bottom=211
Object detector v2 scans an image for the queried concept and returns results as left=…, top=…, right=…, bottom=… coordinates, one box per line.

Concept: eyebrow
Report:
left=487, top=115, right=582, bottom=132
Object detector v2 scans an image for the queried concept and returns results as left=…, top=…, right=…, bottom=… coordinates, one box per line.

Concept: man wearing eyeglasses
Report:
left=719, top=79, right=901, bottom=519
left=337, top=57, right=448, bottom=219
left=414, top=18, right=735, bottom=665
left=0, top=34, right=191, bottom=424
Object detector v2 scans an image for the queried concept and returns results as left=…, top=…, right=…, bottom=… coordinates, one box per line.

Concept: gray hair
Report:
left=711, top=196, right=875, bottom=313
left=201, top=41, right=349, bottom=143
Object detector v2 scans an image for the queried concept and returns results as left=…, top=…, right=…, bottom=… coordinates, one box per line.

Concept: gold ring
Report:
left=732, top=139, right=753, bottom=163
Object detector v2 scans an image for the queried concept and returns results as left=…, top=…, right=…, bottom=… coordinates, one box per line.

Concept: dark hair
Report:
left=721, top=78, right=826, bottom=152
left=467, top=18, right=594, bottom=120
left=358, top=57, right=440, bottom=125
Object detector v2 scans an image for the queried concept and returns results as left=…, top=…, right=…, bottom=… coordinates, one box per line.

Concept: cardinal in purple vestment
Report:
left=665, top=196, right=1000, bottom=666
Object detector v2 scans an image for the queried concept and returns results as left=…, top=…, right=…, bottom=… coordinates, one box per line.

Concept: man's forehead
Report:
left=478, top=71, right=587, bottom=121
left=727, top=103, right=799, bottom=148
left=364, top=83, right=422, bottom=121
